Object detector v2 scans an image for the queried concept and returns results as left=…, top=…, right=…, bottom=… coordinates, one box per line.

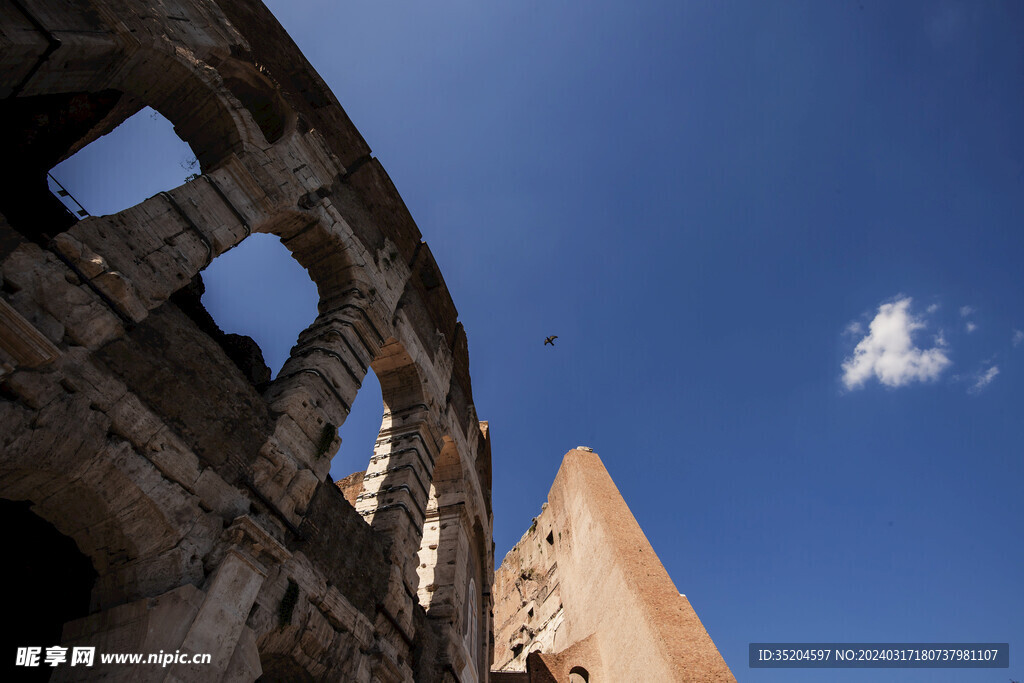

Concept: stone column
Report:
left=357, top=408, right=438, bottom=592
left=165, top=516, right=291, bottom=682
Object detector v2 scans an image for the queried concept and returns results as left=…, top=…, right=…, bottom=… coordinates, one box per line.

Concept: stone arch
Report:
left=99, top=51, right=257, bottom=171
left=217, top=58, right=296, bottom=146
left=354, top=338, right=443, bottom=591
left=4, top=33, right=269, bottom=167
left=0, top=41, right=263, bottom=241
left=1, top=468, right=134, bottom=591
left=0, top=498, right=96, bottom=681
left=255, top=212, right=380, bottom=462
left=0, top=435, right=203, bottom=612
left=375, top=339, right=428, bottom=417
left=1, top=3, right=494, bottom=681
left=257, top=654, right=316, bottom=683
left=2, top=42, right=294, bottom=336
left=415, top=437, right=490, bottom=677
left=255, top=210, right=371, bottom=307
left=569, top=666, right=591, bottom=683
left=187, top=208, right=360, bottom=394
left=468, top=518, right=490, bottom=682
left=177, top=232, right=315, bottom=387
left=415, top=437, right=465, bottom=615
left=200, top=212, right=375, bottom=535
left=0, top=89, right=131, bottom=242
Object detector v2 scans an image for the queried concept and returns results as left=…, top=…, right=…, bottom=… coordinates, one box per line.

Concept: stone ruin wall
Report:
left=491, top=504, right=565, bottom=673
left=491, top=449, right=736, bottom=683
left=0, top=1, right=492, bottom=680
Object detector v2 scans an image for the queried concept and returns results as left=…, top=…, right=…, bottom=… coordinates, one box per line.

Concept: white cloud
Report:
left=844, top=321, right=863, bottom=337
left=842, top=297, right=952, bottom=390
left=969, top=365, right=999, bottom=394
left=1013, top=330, right=1024, bottom=347
left=965, top=322, right=977, bottom=333
left=959, top=305, right=974, bottom=317
left=926, top=303, right=940, bottom=314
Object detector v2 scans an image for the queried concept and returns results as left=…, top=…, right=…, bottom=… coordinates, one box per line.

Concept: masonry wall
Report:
left=492, top=449, right=735, bottom=682
left=0, top=1, right=492, bottom=680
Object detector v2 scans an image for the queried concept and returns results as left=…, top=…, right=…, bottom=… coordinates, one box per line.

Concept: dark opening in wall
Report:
left=257, top=654, right=315, bottom=683
left=222, top=74, right=289, bottom=144
left=569, top=666, right=590, bottom=683
left=0, top=89, right=124, bottom=243
left=216, top=58, right=294, bottom=146
left=48, top=106, right=198, bottom=219
left=1, top=499, right=96, bottom=682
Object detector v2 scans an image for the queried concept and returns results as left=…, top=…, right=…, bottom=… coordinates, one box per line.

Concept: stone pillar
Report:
left=0, top=296, right=60, bottom=377
left=55, top=584, right=205, bottom=682
left=357, top=412, right=438, bottom=592
left=164, top=516, right=290, bottom=682
left=253, top=310, right=377, bottom=534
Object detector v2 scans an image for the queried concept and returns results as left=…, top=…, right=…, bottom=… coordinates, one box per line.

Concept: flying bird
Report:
left=544, top=336, right=558, bottom=346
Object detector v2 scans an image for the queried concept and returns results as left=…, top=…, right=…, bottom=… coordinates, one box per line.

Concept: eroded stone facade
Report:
left=491, top=449, right=736, bottom=683
left=0, top=1, right=491, bottom=680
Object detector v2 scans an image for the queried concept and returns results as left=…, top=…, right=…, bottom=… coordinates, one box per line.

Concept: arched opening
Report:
left=190, top=212, right=399, bottom=506
left=332, top=367, right=384, bottom=485
left=1, top=499, right=96, bottom=682
left=418, top=438, right=487, bottom=678
left=416, top=439, right=462, bottom=611
left=47, top=106, right=198, bottom=219
left=461, top=575, right=481, bottom=683
left=257, top=654, right=315, bottom=683
left=244, top=213, right=388, bottom=502
left=217, top=59, right=294, bottom=145
left=358, top=340, right=434, bottom=529
left=470, top=521, right=489, bottom=682
left=196, top=233, right=319, bottom=384
left=0, top=89, right=127, bottom=242
left=1, top=44, right=259, bottom=248
left=333, top=338, right=433, bottom=521
left=568, top=666, right=590, bottom=683
left=0, top=93, right=201, bottom=245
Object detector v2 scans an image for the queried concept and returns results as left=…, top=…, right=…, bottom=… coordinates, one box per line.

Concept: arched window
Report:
left=199, top=233, right=318, bottom=381
left=456, top=576, right=479, bottom=683
left=49, top=106, right=197, bottom=219
left=568, top=666, right=590, bottom=683
left=0, top=499, right=95, bottom=682
left=464, top=577, right=479, bottom=655
left=332, top=367, right=384, bottom=483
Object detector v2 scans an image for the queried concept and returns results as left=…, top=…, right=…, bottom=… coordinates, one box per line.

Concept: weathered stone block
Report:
left=194, top=468, right=249, bottom=519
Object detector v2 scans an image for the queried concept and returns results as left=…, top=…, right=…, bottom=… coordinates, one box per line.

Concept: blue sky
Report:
left=50, top=0, right=1024, bottom=680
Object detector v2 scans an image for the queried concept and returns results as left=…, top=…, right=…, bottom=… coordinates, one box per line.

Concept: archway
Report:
left=569, top=666, right=591, bottom=683
left=257, top=654, right=316, bottom=683
left=332, top=367, right=383, bottom=486
left=196, top=232, right=319, bottom=386
left=48, top=106, right=198, bottom=220
left=1, top=499, right=96, bottom=682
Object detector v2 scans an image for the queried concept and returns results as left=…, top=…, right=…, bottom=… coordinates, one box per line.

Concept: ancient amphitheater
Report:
left=0, top=1, right=732, bottom=681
